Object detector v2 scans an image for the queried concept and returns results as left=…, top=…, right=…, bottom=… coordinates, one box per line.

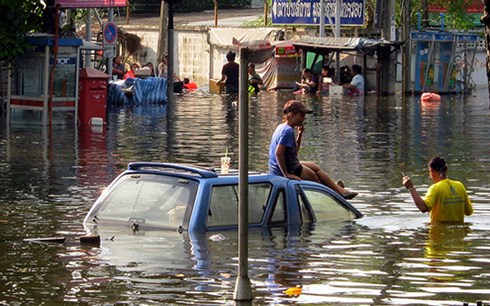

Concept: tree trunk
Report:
left=483, top=0, right=490, bottom=102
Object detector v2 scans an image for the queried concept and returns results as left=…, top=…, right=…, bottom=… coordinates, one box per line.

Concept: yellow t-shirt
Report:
left=424, top=178, right=473, bottom=224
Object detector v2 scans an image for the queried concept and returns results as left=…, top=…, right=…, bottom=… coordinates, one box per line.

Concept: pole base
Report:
left=233, top=276, right=253, bottom=301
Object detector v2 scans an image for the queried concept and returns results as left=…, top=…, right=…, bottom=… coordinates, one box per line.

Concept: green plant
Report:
left=0, top=0, right=44, bottom=64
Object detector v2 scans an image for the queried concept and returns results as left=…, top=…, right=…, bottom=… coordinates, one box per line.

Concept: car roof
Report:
left=126, top=162, right=275, bottom=181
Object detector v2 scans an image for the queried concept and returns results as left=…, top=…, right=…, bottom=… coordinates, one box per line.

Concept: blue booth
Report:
left=411, top=31, right=478, bottom=94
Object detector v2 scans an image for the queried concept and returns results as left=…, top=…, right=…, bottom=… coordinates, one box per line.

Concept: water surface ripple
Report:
left=0, top=89, right=489, bottom=305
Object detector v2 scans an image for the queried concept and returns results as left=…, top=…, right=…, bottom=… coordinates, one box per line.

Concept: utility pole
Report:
left=157, top=1, right=168, bottom=63
left=167, top=0, right=174, bottom=117
left=334, top=0, right=341, bottom=38
left=483, top=0, right=490, bottom=104
left=319, top=0, right=325, bottom=37
left=401, top=0, right=410, bottom=95
left=379, top=0, right=396, bottom=95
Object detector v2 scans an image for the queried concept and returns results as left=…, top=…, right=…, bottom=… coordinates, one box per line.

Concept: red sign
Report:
left=428, top=1, right=483, bottom=13
left=55, top=0, right=127, bottom=8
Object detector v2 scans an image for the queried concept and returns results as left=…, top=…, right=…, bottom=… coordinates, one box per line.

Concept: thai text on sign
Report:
left=272, top=0, right=365, bottom=26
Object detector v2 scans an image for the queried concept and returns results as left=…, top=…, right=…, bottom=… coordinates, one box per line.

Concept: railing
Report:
left=127, top=162, right=218, bottom=178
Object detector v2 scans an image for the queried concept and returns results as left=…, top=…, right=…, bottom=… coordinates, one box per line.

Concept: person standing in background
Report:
left=157, top=55, right=168, bottom=78
left=248, top=63, right=263, bottom=93
left=158, top=54, right=181, bottom=81
left=143, top=62, right=156, bottom=77
left=295, top=68, right=318, bottom=94
left=124, top=63, right=139, bottom=80
left=317, top=65, right=335, bottom=95
left=217, top=51, right=239, bottom=94
left=112, top=56, right=126, bottom=80
left=343, top=64, right=364, bottom=96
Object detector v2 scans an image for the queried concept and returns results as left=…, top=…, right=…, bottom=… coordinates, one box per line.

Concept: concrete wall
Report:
left=122, top=25, right=210, bottom=86
left=175, top=28, right=210, bottom=85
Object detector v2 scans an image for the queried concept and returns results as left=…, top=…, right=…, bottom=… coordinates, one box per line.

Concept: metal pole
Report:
left=401, top=0, right=410, bottom=94
left=483, top=0, right=490, bottom=104
left=233, top=47, right=253, bottom=302
left=85, top=8, right=92, bottom=68
left=319, top=0, right=325, bottom=37
left=107, top=8, right=114, bottom=76
left=335, top=0, right=341, bottom=37
left=167, top=1, right=174, bottom=124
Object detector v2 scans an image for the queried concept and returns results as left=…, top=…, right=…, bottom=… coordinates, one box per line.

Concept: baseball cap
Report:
left=283, top=100, right=313, bottom=114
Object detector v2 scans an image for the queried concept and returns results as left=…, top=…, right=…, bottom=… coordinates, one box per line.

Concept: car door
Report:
left=206, top=182, right=273, bottom=230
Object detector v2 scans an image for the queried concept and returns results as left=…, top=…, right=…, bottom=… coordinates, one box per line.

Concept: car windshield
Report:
left=89, top=173, right=198, bottom=229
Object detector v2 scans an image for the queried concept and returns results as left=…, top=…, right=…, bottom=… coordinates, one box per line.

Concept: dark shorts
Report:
left=290, top=163, right=302, bottom=177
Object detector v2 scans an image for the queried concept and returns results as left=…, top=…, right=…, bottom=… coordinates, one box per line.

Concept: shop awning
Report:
left=293, top=37, right=403, bottom=55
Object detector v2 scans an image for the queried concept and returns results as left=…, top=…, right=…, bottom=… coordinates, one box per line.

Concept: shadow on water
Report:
left=0, top=89, right=489, bottom=304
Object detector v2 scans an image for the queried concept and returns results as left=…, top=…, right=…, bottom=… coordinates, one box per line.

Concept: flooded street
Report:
left=0, top=88, right=489, bottom=305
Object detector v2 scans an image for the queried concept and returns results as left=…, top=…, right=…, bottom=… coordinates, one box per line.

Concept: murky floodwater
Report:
left=0, top=88, right=489, bottom=305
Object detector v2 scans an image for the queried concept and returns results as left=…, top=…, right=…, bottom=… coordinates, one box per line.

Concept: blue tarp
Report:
left=108, top=77, right=168, bottom=106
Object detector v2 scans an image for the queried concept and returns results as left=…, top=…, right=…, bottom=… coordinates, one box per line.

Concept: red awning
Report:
left=55, top=0, right=127, bottom=8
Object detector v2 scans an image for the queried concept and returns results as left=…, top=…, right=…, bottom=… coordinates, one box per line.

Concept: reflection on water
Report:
left=0, top=89, right=489, bottom=304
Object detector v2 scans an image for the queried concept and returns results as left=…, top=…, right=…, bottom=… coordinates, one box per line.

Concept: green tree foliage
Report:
left=396, top=0, right=479, bottom=31
left=0, top=0, right=44, bottom=64
left=431, top=0, right=476, bottom=30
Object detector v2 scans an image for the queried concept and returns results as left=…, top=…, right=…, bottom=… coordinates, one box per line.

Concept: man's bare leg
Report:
left=301, top=162, right=357, bottom=199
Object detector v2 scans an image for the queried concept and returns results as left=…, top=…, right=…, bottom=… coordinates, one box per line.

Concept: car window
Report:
left=298, top=189, right=314, bottom=224
left=302, top=187, right=357, bottom=221
left=270, top=190, right=286, bottom=224
left=91, top=174, right=197, bottom=228
left=207, top=183, right=272, bottom=228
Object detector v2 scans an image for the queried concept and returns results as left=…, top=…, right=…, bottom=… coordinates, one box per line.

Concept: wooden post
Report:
left=214, top=0, right=218, bottom=26
left=157, top=0, right=168, bottom=62
left=263, top=0, right=268, bottom=26
left=126, top=0, right=130, bottom=25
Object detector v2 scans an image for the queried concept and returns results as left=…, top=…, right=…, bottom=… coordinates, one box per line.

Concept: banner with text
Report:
left=428, top=0, right=482, bottom=13
left=272, top=0, right=365, bottom=26
left=55, top=0, right=127, bottom=8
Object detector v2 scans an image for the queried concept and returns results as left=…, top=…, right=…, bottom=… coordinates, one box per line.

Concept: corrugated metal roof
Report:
left=292, top=36, right=401, bottom=53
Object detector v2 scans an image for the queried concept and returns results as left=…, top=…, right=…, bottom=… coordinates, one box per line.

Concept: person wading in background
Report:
left=217, top=51, right=239, bottom=94
left=402, top=156, right=473, bottom=224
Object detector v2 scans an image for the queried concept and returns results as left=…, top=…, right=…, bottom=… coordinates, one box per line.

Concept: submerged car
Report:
left=83, top=162, right=362, bottom=233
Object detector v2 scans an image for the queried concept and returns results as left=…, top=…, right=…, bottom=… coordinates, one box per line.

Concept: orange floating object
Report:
left=421, top=92, right=441, bottom=102
left=283, top=285, right=302, bottom=296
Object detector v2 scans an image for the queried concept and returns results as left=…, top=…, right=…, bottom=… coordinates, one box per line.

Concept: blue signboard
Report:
left=272, top=0, right=365, bottom=26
